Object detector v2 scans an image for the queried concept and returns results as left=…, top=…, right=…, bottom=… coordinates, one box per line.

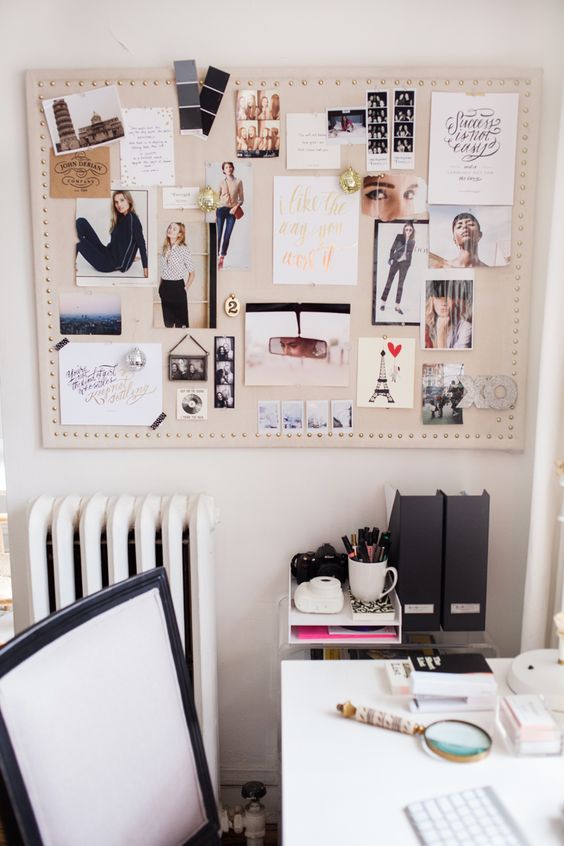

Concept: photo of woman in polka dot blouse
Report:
left=158, top=222, right=195, bottom=328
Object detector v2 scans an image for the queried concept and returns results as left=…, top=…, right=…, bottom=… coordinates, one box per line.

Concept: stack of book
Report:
left=348, top=591, right=395, bottom=621
left=407, top=653, right=498, bottom=713
left=498, top=694, right=562, bottom=756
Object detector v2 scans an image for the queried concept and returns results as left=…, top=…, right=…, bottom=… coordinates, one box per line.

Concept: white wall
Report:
left=1, top=0, right=563, bottom=804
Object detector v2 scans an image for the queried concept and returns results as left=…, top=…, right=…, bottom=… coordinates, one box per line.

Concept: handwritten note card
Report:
left=286, top=114, right=341, bottom=170
left=120, top=108, right=175, bottom=186
left=428, top=93, right=519, bottom=206
left=162, top=186, right=200, bottom=209
left=273, top=176, right=359, bottom=285
left=59, top=342, right=162, bottom=425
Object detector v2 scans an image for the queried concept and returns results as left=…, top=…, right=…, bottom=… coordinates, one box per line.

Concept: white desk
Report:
left=281, top=659, right=564, bottom=846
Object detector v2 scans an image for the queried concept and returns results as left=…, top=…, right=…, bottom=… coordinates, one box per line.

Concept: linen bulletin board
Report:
left=26, top=65, right=541, bottom=450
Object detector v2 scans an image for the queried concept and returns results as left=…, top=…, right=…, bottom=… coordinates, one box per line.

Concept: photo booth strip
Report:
left=392, top=88, right=416, bottom=170
left=366, top=89, right=390, bottom=172
left=200, top=66, right=230, bottom=137
left=174, top=59, right=202, bottom=134
left=214, top=336, right=235, bottom=409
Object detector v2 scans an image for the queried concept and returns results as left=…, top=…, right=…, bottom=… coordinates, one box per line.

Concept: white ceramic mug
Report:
left=348, top=559, right=398, bottom=603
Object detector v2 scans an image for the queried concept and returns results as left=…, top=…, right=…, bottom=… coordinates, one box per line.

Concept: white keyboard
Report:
left=405, top=785, right=530, bottom=845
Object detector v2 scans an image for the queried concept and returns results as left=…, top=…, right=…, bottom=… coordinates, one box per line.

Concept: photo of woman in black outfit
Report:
left=75, top=190, right=148, bottom=281
left=379, top=222, right=415, bottom=315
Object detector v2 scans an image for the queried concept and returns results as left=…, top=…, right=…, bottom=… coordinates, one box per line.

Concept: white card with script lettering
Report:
left=273, top=176, right=359, bottom=284
left=59, top=342, right=162, bottom=425
left=428, top=92, right=519, bottom=206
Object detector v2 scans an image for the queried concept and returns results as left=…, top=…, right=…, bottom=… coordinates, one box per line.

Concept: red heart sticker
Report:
left=387, top=342, right=402, bottom=358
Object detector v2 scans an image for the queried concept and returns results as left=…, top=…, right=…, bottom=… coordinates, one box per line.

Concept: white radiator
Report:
left=26, top=492, right=220, bottom=796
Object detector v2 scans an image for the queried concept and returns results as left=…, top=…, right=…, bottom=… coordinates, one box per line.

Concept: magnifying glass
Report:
left=337, top=701, right=492, bottom=763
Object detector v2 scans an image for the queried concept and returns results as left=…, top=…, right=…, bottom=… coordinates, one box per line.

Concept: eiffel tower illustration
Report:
left=369, top=350, right=395, bottom=403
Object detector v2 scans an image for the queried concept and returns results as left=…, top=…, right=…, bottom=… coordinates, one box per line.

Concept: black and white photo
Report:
left=214, top=336, right=235, bottom=408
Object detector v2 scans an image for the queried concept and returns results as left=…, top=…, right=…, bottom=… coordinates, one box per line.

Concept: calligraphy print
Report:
left=58, top=343, right=162, bottom=425
left=391, top=89, right=415, bottom=170
left=428, top=93, right=519, bottom=205
left=273, top=176, right=359, bottom=285
left=366, top=90, right=390, bottom=172
left=357, top=337, right=415, bottom=409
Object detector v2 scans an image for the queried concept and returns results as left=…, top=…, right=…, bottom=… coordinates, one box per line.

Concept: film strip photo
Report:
left=366, top=90, right=389, bottom=172
left=392, top=88, right=415, bottom=169
left=214, top=335, right=235, bottom=408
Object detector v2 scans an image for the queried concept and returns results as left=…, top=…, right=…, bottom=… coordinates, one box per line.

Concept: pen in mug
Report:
left=342, top=535, right=354, bottom=556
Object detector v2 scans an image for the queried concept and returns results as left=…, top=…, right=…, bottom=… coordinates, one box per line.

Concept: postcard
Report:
left=273, top=176, right=359, bottom=285
left=258, top=400, right=281, bottom=434
left=286, top=113, right=341, bottom=170
left=59, top=292, right=121, bottom=335
left=58, top=342, right=162, bottom=426
left=176, top=388, right=208, bottom=420
left=282, top=400, right=304, bottom=434
left=326, top=108, right=366, bottom=145
left=391, top=88, right=415, bottom=170
left=43, top=85, right=125, bottom=156
left=357, top=337, right=415, bottom=409
left=50, top=147, right=110, bottom=198
left=372, top=220, right=428, bottom=326
left=428, top=92, right=519, bottom=205
left=75, top=188, right=155, bottom=287
left=162, top=186, right=200, bottom=209
left=422, top=363, right=465, bottom=425
left=422, top=278, right=474, bottom=350
left=245, top=303, right=350, bottom=387
left=120, top=108, right=175, bottom=187
left=429, top=205, right=512, bottom=268
left=331, top=399, right=354, bottom=432
left=366, top=90, right=390, bottom=172
left=205, top=161, right=252, bottom=272
left=306, top=400, right=329, bottom=433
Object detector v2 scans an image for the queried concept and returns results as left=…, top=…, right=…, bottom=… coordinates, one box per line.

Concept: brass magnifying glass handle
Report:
left=337, top=701, right=425, bottom=736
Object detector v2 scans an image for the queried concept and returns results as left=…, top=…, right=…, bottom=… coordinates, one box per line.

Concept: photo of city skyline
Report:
left=59, top=292, right=121, bottom=335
